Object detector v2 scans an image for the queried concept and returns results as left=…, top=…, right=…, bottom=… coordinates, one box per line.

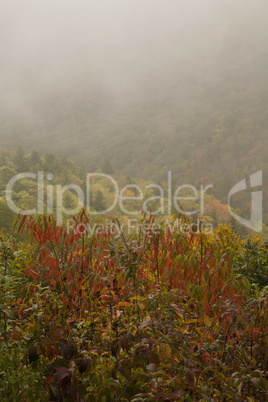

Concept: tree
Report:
left=211, top=209, right=219, bottom=228
left=63, top=191, right=78, bottom=211
left=44, top=153, right=56, bottom=170
left=28, top=150, right=41, bottom=172
left=0, top=166, right=17, bottom=192
left=101, top=159, right=114, bottom=175
left=93, top=190, right=106, bottom=213
left=13, top=146, right=26, bottom=172
left=234, top=239, right=268, bottom=288
left=0, top=198, right=16, bottom=234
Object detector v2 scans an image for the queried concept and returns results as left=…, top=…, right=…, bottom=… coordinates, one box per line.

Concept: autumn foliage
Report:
left=0, top=210, right=267, bottom=401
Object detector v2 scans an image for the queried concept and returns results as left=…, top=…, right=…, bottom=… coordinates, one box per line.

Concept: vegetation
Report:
left=0, top=210, right=267, bottom=401
left=1, top=148, right=267, bottom=239
left=1, top=3, right=267, bottom=399
left=1, top=2, right=268, bottom=225
left=234, top=238, right=268, bottom=289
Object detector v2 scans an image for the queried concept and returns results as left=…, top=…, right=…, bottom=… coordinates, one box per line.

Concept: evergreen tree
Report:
left=0, top=198, right=15, bottom=233
left=0, top=166, right=17, bottom=191
left=45, top=153, right=56, bottom=171
left=13, top=146, right=26, bottom=172
left=101, top=159, right=114, bottom=175
left=93, top=190, right=106, bottom=212
left=63, top=191, right=78, bottom=211
left=28, top=150, right=40, bottom=172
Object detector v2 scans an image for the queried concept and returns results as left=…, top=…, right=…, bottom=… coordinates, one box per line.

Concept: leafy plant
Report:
left=234, top=239, right=268, bottom=289
left=0, top=213, right=267, bottom=400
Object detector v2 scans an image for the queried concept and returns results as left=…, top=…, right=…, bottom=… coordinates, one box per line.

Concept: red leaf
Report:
left=54, top=367, right=72, bottom=392
left=186, top=368, right=195, bottom=387
left=69, top=253, right=73, bottom=264
left=54, top=367, right=71, bottom=383
left=78, top=357, right=89, bottom=374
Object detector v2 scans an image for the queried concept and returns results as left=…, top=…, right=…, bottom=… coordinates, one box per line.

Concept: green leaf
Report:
left=137, top=320, right=153, bottom=332
left=2, top=309, right=13, bottom=318
left=251, top=377, right=266, bottom=390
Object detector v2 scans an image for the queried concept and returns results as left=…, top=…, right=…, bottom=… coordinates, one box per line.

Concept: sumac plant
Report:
left=0, top=210, right=266, bottom=401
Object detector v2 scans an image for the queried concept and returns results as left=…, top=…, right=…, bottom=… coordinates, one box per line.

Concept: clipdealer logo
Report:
left=228, top=171, right=263, bottom=233
left=5, top=171, right=213, bottom=226
left=5, top=170, right=264, bottom=233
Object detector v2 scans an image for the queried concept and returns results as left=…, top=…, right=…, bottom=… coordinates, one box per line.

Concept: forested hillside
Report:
left=1, top=2, right=268, bottom=401
left=0, top=0, right=267, bottom=217
left=2, top=148, right=247, bottom=237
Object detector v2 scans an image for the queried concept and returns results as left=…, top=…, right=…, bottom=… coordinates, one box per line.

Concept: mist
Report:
left=1, top=0, right=267, bottom=108
left=0, top=0, right=267, bottom=189
left=1, top=4, right=268, bottom=389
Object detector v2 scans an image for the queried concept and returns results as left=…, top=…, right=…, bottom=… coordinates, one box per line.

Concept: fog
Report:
left=0, top=0, right=267, bottom=225
left=0, top=0, right=267, bottom=172
left=1, top=0, right=267, bottom=108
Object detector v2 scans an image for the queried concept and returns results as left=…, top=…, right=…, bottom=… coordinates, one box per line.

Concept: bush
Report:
left=235, top=239, right=268, bottom=289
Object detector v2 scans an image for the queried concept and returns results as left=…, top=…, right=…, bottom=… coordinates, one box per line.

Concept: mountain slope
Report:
left=0, top=0, right=267, bottom=218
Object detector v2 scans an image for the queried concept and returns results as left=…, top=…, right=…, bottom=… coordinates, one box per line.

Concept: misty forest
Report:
left=0, top=1, right=267, bottom=401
